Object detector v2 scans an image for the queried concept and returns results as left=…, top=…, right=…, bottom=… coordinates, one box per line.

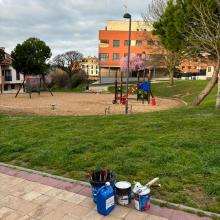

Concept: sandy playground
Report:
left=0, top=92, right=184, bottom=116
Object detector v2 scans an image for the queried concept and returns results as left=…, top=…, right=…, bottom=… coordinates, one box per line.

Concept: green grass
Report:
left=0, top=80, right=220, bottom=213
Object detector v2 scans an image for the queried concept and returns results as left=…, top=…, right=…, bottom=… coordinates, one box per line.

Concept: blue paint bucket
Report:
left=134, top=187, right=151, bottom=211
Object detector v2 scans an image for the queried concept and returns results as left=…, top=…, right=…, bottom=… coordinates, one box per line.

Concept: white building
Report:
left=0, top=47, right=24, bottom=93
left=81, top=56, right=99, bottom=80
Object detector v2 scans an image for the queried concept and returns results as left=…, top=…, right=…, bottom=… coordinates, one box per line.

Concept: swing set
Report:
left=15, top=74, right=53, bottom=98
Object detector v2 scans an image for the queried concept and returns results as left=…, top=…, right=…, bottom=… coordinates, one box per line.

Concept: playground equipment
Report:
left=15, top=75, right=53, bottom=98
left=136, top=82, right=154, bottom=104
left=112, top=70, right=123, bottom=104
left=113, top=80, right=155, bottom=106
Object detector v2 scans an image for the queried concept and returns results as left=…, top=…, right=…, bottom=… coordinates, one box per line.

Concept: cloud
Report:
left=0, top=0, right=151, bottom=57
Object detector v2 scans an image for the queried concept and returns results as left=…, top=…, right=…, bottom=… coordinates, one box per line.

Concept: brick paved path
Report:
left=0, top=166, right=211, bottom=220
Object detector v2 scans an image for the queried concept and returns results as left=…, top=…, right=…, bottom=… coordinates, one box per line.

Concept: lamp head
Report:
left=123, top=13, right=131, bottom=19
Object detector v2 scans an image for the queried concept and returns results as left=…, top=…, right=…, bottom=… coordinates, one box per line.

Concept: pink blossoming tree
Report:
left=120, top=54, right=145, bottom=73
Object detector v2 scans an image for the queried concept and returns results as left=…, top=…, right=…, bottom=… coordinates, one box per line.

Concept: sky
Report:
left=0, top=0, right=151, bottom=57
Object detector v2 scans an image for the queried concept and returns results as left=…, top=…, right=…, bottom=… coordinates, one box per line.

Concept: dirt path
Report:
left=0, top=92, right=184, bottom=116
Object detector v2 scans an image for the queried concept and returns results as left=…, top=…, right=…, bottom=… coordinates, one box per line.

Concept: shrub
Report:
left=49, top=70, right=69, bottom=88
left=69, top=70, right=88, bottom=88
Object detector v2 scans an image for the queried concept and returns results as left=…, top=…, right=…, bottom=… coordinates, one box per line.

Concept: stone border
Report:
left=0, top=162, right=219, bottom=219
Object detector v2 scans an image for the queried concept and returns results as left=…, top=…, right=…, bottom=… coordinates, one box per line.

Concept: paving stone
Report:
left=67, top=184, right=85, bottom=193
left=125, top=209, right=149, bottom=220
left=43, top=197, right=65, bottom=209
left=56, top=189, right=75, bottom=201
left=103, top=216, right=121, bottom=220
left=78, top=187, right=92, bottom=197
left=0, top=168, right=213, bottom=220
left=57, top=201, right=77, bottom=214
left=146, top=215, right=168, bottom=220
left=44, top=188, right=63, bottom=197
left=0, top=195, right=25, bottom=210
left=67, top=194, right=87, bottom=205
left=38, top=177, right=63, bottom=187
left=79, top=197, right=96, bottom=209
left=18, top=201, right=39, bottom=215
left=61, top=214, right=80, bottom=220
left=4, top=211, right=24, bottom=220
left=69, top=204, right=91, bottom=218
left=57, top=182, right=77, bottom=191
left=33, top=184, right=53, bottom=194
left=82, top=210, right=103, bottom=220
left=28, top=205, right=53, bottom=219
left=22, top=191, right=42, bottom=201
left=32, top=194, right=51, bottom=205
left=110, top=206, right=130, bottom=218
left=41, top=210, right=67, bottom=220
left=0, top=207, right=14, bottom=219
left=18, top=215, right=37, bottom=220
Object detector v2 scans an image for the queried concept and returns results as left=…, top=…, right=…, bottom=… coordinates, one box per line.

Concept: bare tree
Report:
left=187, top=1, right=220, bottom=108
left=52, top=51, right=83, bottom=77
left=143, top=0, right=167, bottom=22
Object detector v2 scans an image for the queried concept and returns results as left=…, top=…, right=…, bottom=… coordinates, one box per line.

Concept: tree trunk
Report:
left=192, top=60, right=219, bottom=106
left=216, top=66, right=220, bottom=109
left=169, top=68, right=174, bottom=86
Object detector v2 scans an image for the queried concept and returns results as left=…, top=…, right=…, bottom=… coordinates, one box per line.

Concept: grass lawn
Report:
left=0, top=80, right=220, bottom=213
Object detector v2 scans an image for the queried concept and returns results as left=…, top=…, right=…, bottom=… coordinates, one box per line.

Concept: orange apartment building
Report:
left=98, top=20, right=215, bottom=79
left=99, top=21, right=165, bottom=78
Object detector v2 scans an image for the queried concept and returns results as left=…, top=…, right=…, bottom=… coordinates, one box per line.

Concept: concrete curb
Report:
left=0, top=162, right=219, bottom=219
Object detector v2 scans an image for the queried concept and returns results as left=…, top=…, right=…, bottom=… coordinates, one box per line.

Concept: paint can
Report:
left=89, top=170, right=115, bottom=203
left=133, top=186, right=151, bottom=211
left=115, top=181, right=131, bottom=205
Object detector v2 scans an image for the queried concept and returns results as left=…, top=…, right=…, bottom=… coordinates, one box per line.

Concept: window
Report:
left=99, top=53, right=109, bottom=61
left=4, top=70, right=12, bottom=81
left=91, top=70, right=93, bottom=74
left=113, top=53, right=119, bottom=61
left=182, top=66, right=185, bottom=70
left=147, top=40, right=154, bottom=46
left=16, top=71, right=20, bottom=80
left=137, top=29, right=139, bottom=31
left=136, top=40, right=142, bottom=46
left=113, top=40, right=120, bottom=47
left=188, top=66, right=191, bottom=69
left=124, top=40, right=130, bottom=46
left=208, top=67, right=212, bottom=72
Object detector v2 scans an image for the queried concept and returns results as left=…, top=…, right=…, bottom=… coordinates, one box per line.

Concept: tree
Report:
left=52, top=51, right=83, bottom=78
left=143, top=0, right=184, bottom=86
left=149, top=0, right=186, bottom=86
left=120, top=54, right=145, bottom=73
left=173, top=0, right=220, bottom=107
left=11, top=38, right=51, bottom=76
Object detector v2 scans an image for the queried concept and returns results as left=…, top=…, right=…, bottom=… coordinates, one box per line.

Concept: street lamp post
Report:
left=123, top=13, right=131, bottom=114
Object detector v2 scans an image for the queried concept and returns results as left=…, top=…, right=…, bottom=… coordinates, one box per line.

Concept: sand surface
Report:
left=0, top=92, right=183, bottom=116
